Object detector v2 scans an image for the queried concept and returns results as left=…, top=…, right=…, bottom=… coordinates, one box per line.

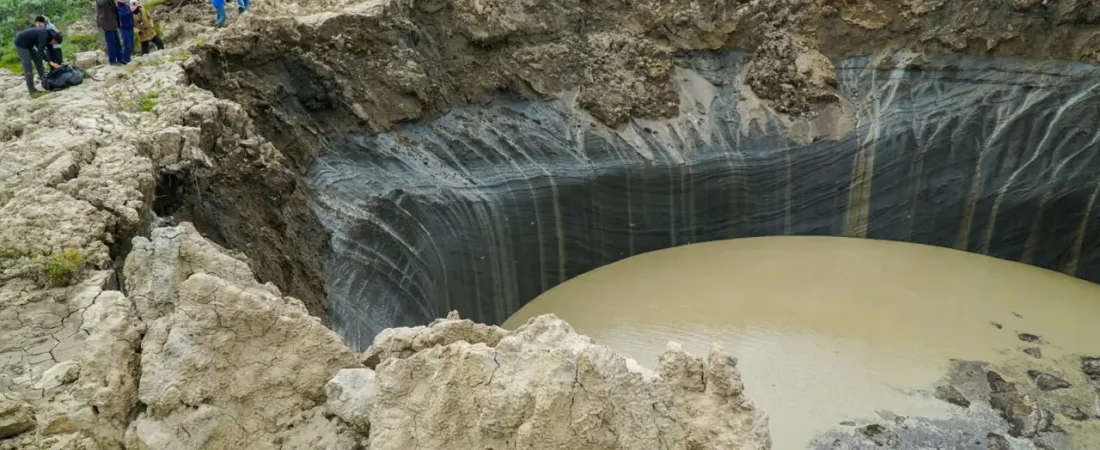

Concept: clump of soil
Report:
left=744, top=32, right=837, bottom=117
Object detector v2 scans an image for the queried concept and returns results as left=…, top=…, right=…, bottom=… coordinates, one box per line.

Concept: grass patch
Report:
left=30, top=91, right=49, bottom=99
left=44, top=249, right=85, bottom=287
left=1, top=51, right=20, bottom=74
left=1, top=242, right=86, bottom=287
left=139, top=91, right=159, bottom=111
left=0, top=240, right=34, bottom=261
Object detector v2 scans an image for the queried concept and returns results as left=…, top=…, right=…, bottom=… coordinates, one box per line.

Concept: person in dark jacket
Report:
left=116, top=0, right=136, bottom=63
left=12, top=27, right=62, bottom=94
left=96, top=0, right=123, bottom=64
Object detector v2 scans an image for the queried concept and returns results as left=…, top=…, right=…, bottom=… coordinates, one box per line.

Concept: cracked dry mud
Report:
left=6, top=0, right=1100, bottom=449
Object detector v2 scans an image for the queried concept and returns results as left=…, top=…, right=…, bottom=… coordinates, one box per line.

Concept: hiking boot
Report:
left=238, top=6, right=244, bottom=13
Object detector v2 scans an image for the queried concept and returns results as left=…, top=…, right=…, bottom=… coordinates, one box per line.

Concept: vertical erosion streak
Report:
left=1067, top=180, right=1100, bottom=275
left=845, top=144, right=875, bottom=238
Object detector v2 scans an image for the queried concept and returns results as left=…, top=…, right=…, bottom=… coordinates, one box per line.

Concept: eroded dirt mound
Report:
left=188, top=0, right=1100, bottom=139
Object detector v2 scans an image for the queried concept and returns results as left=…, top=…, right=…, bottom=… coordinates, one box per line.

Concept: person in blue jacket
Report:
left=116, top=0, right=136, bottom=64
left=212, top=0, right=227, bottom=27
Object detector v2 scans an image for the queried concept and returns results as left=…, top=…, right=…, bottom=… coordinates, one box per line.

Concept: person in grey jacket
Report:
left=95, top=0, right=123, bottom=64
left=12, top=27, right=61, bottom=94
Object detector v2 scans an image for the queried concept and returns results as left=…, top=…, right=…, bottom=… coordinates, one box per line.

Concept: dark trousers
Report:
left=140, top=36, right=164, bottom=55
left=120, top=28, right=135, bottom=63
left=15, top=47, right=45, bottom=93
left=104, top=29, right=122, bottom=63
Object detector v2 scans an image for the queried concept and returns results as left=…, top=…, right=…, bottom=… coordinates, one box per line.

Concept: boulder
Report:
left=72, top=51, right=105, bottom=70
left=0, top=393, right=34, bottom=439
left=125, top=224, right=361, bottom=450
left=359, top=314, right=772, bottom=450
left=325, top=369, right=375, bottom=433
left=32, top=360, right=80, bottom=390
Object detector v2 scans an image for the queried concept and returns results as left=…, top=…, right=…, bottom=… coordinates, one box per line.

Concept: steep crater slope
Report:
left=186, top=0, right=1100, bottom=349
left=311, top=54, right=1100, bottom=349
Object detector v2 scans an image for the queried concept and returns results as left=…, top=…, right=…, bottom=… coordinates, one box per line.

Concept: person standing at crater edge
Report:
left=96, top=0, right=123, bottom=65
left=211, top=0, right=227, bottom=27
left=133, top=2, right=165, bottom=55
left=116, top=0, right=136, bottom=64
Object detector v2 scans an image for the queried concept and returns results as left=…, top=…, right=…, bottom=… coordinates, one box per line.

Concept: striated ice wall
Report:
left=308, top=52, right=1100, bottom=350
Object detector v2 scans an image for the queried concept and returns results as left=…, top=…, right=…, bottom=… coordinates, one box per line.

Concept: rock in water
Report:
left=358, top=314, right=772, bottom=450
left=1082, top=357, right=1100, bottom=380
left=933, top=384, right=970, bottom=408
left=1017, top=333, right=1043, bottom=344
left=987, top=371, right=1054, bottom=438
left=1027, top=370, right=1072, bottom=391
left=858, top=424, right=900, bottom=448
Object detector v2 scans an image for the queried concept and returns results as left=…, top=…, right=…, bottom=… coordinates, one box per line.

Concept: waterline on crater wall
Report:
left=504, top=236, right=1100, bottom=449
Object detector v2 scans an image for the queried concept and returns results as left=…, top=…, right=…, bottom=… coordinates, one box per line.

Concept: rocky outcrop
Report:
left=333, top=314, right=771, bottom=450
left=0, top=393, right=34, bottom=439
left=126, top=224, right=361, bottom=450
left=2, top=221, right=773, bottom=450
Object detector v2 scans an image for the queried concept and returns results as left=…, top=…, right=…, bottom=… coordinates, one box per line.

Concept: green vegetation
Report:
left=0, top=241, right=86, bottom=287
left=44, top=249, right=85, bottom=286
left=0, top=239, right=34, bottom=261
left=139, top=90, right=158, bottom=110
left=0, top=50, right=19, bottom=74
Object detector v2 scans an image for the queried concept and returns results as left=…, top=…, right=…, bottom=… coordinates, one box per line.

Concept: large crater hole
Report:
left=298, top=53, right=1100, bottom=349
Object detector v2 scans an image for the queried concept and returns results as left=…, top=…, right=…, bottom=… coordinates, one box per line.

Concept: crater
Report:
left=187, top=50, right=1100, bottom=350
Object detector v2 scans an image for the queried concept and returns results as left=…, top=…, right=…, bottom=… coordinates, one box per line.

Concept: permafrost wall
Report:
left=309, top=53, right=1100, bottom=350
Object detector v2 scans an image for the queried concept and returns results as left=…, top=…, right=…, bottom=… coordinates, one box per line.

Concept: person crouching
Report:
left=12, top=27, right=62, bottom=94
left=133, top=2, right=164, bottom=55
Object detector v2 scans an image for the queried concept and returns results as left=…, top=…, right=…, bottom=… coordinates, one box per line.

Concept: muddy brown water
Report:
left=503, top=236, right=1100, bottom=449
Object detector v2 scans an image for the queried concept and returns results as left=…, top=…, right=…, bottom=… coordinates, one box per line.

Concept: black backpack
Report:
left=43, top=64, right=83, bottom=91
